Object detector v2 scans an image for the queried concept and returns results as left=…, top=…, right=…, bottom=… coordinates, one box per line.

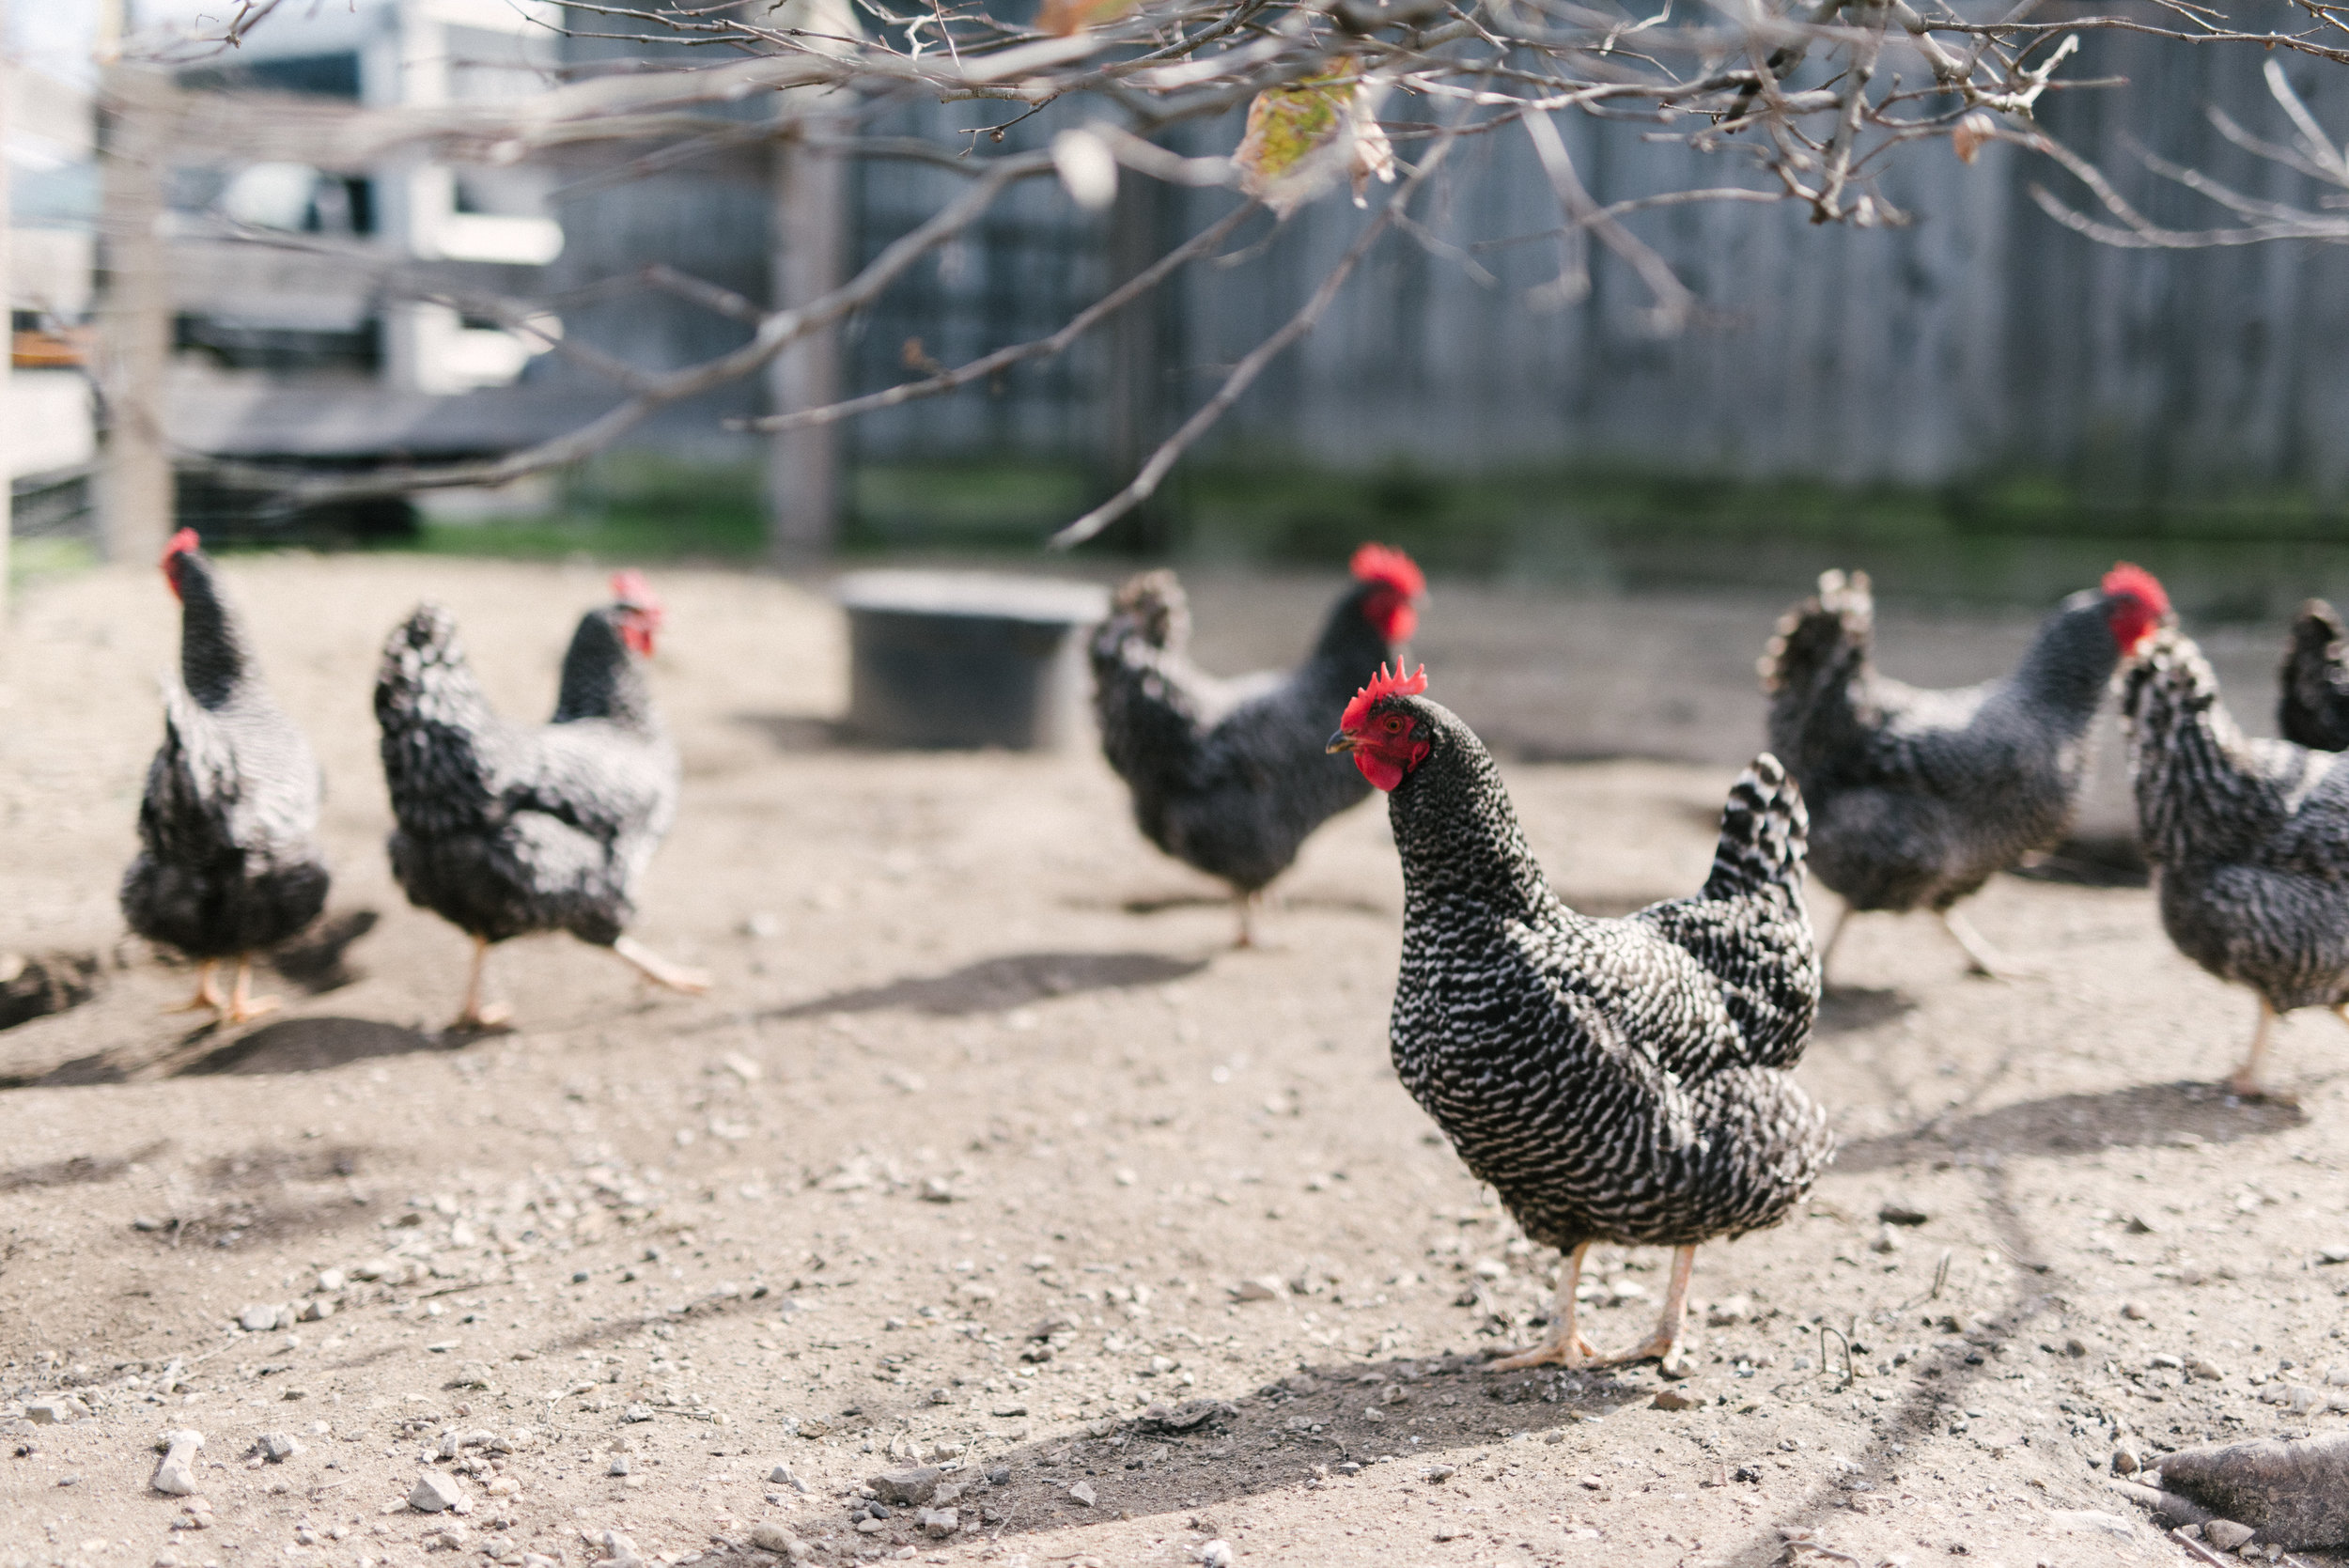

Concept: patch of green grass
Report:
left=7, top=536, right=101, bottom=592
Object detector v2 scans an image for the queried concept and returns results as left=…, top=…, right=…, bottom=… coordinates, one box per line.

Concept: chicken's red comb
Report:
left=161, top=527, right=200, bottom=567
left=1341, top=662, right=1429, bottom=733
left=610, top=569, right=660, bottom=611
left=1350, top=543, right=1425, bottom=599
left=2104, top=562, right=2169, bottom=617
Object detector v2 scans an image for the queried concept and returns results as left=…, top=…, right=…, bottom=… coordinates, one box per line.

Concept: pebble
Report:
left=1869, top=1225, right=1904, bottom=1254
left=621, top=1403, right=654, bottom=1423
left=2121, top=1302, right=2151, bottom=1322
left=871, top=1467, right=943, bottom=1506
left=255, top=1433, right=302, bottom=1463
left=1652, top=1388, right=1700, bottom=1411
left=297, top=1298, right=334, bottom=1323
left=2201, top=1521, right=2255, bottom=1552
left=991, top=1402, right=1029, bottom=1418
left=770, top=1461, right=809, bottom=1492
left=2186, top=1357, right=2225, bottom=1381
left=750, top=1521, right=806, bottom=1560
left=609, top=1455, right=631, bottom=1477
left=25, top=1397, right=81, bottom=1424
left=918, top=1507, right=959, bottom=1538
left=1705, top=1296, right=1751, bottom=1327
left=599, top=1529, right=646, bottom=1568
left=151, top=1431, right=204, bottom=1496
left=1878, top=1202, right=1929, bottom=1226
left=2110, top=1442, right=2141, bottom=1474
left=1068, top=1481, right=1097, bottom=1508
left=1198, top=1544, right=1235, bottom=1568
left=315, top=1268, right=345, bottom=1294
left=1229, top=1278, right=1282, bottom=1302
left=238, top=1303, right=286, bottom=1333
left=408, top=1471, right=471, bottom=1514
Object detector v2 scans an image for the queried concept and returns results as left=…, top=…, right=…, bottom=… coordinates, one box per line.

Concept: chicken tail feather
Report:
left=1102, top=569, right=1190, bottom=655
left=2279, top=598, right=2349, bottom=753
left=1757, top=567, right=1872, bottom=696
left=1703, top=753, right=1809, bottom=904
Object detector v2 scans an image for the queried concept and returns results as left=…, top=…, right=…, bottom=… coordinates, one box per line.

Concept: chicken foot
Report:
left=220, top=957, right=280, bottom=1025
left=613, top=935, right=710, bottom=995
left=1233, top=890, right=1263, bottom=949
left=164, top=960, right=227, bottom=1017
left=1939, top=908, right=2028, bottom=981
left=450, top=936, right=513, bottom=1033
left=1817, top=901, right=1852, bottom=986
left=1489, top=1244, right=1697, bottom=1374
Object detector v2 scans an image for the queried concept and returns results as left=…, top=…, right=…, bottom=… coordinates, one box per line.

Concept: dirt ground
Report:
left=3, top=554, right=2346, bottom=1568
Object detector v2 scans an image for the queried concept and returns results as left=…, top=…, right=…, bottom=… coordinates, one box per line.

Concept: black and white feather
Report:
left=1376, top=694, right=1831, bottom=1255
left=121, top=546, right=329, bottom=961
left=2278, top=598, right=2349, bottom=753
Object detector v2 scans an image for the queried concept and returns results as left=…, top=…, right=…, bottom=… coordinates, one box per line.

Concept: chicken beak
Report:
left=1327, top=731, right=1358, bottom=754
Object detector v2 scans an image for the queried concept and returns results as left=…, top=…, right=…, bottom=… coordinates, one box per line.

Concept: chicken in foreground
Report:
left=2277, top=598, right=2349, bottom=753
left=1760, top=563, right=2170, bottom=978
left=1091, top=543, right=1424, bottom=944
left=2123, top=627, right=2349, bottom=1097
left=1332, top=664, right=1831, bottom=1373
left=375, top=573, right=706, bottom=1031
left=121, top=531, right=331, bottom=1024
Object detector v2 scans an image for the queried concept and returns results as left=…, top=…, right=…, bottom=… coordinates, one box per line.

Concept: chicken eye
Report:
left=1382, top=716, right=1404, bottom=735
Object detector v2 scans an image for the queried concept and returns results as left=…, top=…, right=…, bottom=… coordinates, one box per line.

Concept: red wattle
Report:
left=1356, top=752, right=1407, bottom=791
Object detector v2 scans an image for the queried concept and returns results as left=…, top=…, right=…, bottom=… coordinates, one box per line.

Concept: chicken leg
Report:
left=2231, top=995, right=2277, bottom=1099
left=1939, top=908, right=2022, bottom=981
left=1488, top=1242, right=1602, bottom=1371
left=1816, top=901, right=1853, bottom=986
left=1234, top=891, right=1261, bottom=949
left=450, top=936, right=513, bottom=1032
left=220, top=956, right=281, bottom=1025
left=613, top=935, right=710, bottom=995
left=165, top=960, right=226, bottom=1017
left=1488, top=1244, right=1697, bottom=1374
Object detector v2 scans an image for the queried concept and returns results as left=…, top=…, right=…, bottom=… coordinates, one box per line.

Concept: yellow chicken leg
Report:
left=1488, top=1243, right=1604, bottom=1371
left=220, top=956, right=281, bottom=1025
left=613, top=935, right=709, bottom=995
left=2231, top=995, right=2277, bottom=1099
left=165, top=960, right=226, bottom=1017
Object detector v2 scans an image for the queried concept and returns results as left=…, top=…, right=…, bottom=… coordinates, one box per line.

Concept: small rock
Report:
left=1653, top=1387, right=1700, bottom=1411
left=297, top=1298, right=334, bottom=1323
left=1878, top=1202, right=1929, bottom=1226
left=2124, top=1214, right=2160, bottom=1235
left=151, top=1430, right=204, bottom=1496
left=770, top=1461, right=809, bottom=1492
left=598, top=1529, right=646, bottom=1568
left=238, top=1303, right=284, bottom=1333
left=621, top=1403, right=654, bottom=1423
left=427, top=1521, right=470, bottom=1549
left=24, top=1398, right=74, bottom=1425
left=609, top=1454, right=631, bottom=1476
left=919, top=1507, right=959, bottom=1538
left=991, top=1401, right=1028, bottom=1418
left=1229, top=1277, right=1283, bottom=1302
left=1423, top=1464, right=1456, bottom=1483
left=918, top=1175, right=955, bottom=1203
left=1195, top=1544, right=1236, bottom=1568
left=254, top=1432, right=301, bottom=1463
left=1706, top=1295, right=1752, bottom=1327
left=314, top=1268, right=345, bottom=1294
left=2201, top=1521, right=2255, bottom=1552
left=870, top=1466, right=943, bottom=1506
left=2121, top=1302, right=2152, bottom=1322
left=408, top=1471, right=470, bottom=1514
left=2111, top=1443, right=2141, bottom=1475
left=2315, top=1246, right=2349, bottom=1265
left=750, top=1521, right=806, bottom=1560
left=1870, top=1224, right=1904, bottom=1254
left=1068, top=1480, right=1097, bottom=1507
left=926, top=1386, right=953, bottom=1405
left=2186, top=1358, right=2226, bottom=1382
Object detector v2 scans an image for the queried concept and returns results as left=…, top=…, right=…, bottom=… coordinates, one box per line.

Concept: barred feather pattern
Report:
left=1378, top=696, right=1831, bottom=1254
left=2278, top=599, right=2349, bottom=753
left=120, top=550, right=329, bottom=959
left=1762, top=569, right=2125, bottom=913
left=375, top=601, right=678, bottom=948
left=1090, top=569, right=1402, bottom=894
left=2123, top=629, right=2349, bottom=1013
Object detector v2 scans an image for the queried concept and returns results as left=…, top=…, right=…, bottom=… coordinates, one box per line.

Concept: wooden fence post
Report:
left=95, top=63, right=174, bottom=565
left=766, top=114, right=849, bottom=564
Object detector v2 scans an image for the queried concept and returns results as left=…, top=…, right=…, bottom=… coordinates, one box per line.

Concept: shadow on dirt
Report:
left=0, top=1138, right=172, bottom=1195
left=731, top=713, right=854, bottom=751
left=1098, top=891, right=1394, bottom=920
left=1835, top=1079, right=2306, bottom=1174
left=174, top=1017, right=447, bottom=1076
left=266, top=909, right=381, bottom=995
left=1816, top=986, right=1915, bottom=1037
left=767, top=951, right=1209, bottom=1019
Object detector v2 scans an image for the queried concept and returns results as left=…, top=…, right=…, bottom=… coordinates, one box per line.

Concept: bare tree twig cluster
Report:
left=119, top=0, right=2349, bottom=542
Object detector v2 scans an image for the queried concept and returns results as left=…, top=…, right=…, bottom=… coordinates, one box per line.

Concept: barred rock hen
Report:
left=2278, top=599, right=2349, bottom=753
left=1091, top=543, right=1423, bottom=944
left=2123, top=627, right=2349, bottom=1096
left=121, top=530, right=330, bottom=1023
left=376, top=573, right=707, bottom=1031
left=1761, top=564, right=2170, bottom=977
left=1333, top=665, right=1830, bottom=1372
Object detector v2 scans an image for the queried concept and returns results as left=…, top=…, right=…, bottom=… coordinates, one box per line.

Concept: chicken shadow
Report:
left=1097, top=891, right=1392, bottom=920
left=1834, top=1079, right=2307, bottom=1174
left=801, top=1346, right=1679, bottom=1553
left=265, top=908, right=381, bottom=996
left=765, top=951, right=1208, bottom=1020
left=731, top=713, right=855, bottom=751
left=2006, top=831, right=2151, bottom=890
left=168, top=1016, right=448, bottom=1077
left=1815, top=986, right=1915, bottom=1037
